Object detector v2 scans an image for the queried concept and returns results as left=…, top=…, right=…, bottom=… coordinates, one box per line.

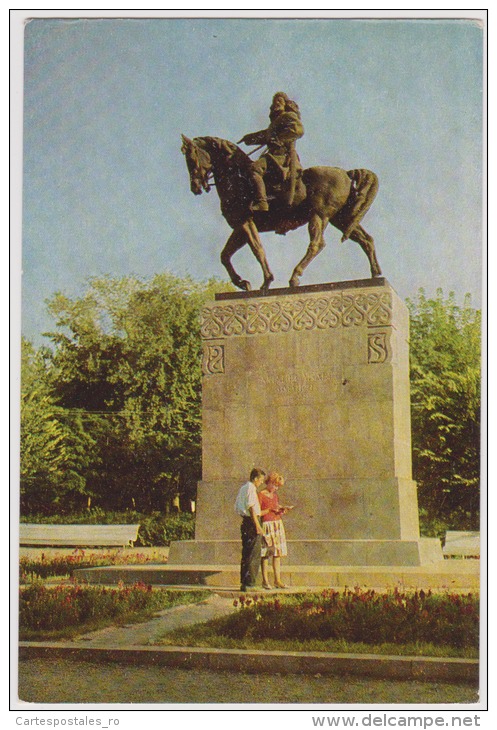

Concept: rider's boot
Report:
left=250, top=172, right=269, bottom=212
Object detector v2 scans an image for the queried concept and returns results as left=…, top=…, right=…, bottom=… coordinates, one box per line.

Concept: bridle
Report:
left=181, top=136, right=214, bottom=194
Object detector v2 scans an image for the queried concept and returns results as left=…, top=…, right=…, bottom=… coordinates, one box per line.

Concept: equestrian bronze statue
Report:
left=181, top=94, right=381, bottom=291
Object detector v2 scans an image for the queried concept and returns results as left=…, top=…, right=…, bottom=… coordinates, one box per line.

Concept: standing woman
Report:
left=258, top=471, right=294, bottom=589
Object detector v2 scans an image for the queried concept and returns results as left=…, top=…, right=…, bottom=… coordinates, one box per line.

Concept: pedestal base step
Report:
left=73, top=561, right=479, bottom=591
left=168, top=538, right=443, bottom=567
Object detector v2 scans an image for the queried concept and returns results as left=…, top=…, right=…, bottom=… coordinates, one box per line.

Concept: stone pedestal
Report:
left=168, top=278, right=443, bottom=570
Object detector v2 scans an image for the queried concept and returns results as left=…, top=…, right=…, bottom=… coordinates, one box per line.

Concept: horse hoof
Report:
left=240, top=280, right=251, bottom=291
left=289, top=277, right=300, bottom=288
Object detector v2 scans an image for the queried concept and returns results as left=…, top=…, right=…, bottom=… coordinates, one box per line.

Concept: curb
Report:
left=19, top=642, right=478, bottom=684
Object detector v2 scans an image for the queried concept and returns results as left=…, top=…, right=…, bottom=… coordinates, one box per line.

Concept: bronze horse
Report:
left=181, top=135, right=382, bottom=291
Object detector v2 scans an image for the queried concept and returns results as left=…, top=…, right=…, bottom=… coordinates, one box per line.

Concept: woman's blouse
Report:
left=258, top=490, right=282, bottom=522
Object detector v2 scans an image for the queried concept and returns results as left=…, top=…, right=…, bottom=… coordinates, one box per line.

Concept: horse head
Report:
left=181, top=134, right=212, bottom=195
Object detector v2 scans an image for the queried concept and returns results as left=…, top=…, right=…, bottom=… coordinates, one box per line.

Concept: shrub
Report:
left=20, top=509, right=137, bottom=525
left=20, top=510, right=195, bottom=546
left=419, top=507, right=479, bottom=538
left=136, top=512, right=194, bottom=546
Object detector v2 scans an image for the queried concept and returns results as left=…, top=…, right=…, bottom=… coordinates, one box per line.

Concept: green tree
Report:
left=20, top=338, right=96, bottom=513
left=407, top=289, right=481, bottom=530
left=44, top=273, right=229, bottom=511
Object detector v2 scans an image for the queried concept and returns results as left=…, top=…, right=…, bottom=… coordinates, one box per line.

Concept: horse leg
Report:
left=243, top=219, right=275, bottom=290
left=289, top=213, right=328, bottom=287
left=348, top=224, right=382, bottom=278
left=220, top=229, right=252, bottom=291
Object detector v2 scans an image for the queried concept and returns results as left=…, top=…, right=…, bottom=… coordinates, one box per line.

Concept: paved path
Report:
left=71, top=593, right=236, bottom=647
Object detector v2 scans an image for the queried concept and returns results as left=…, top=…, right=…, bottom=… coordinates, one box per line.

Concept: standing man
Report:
left=235, top=468, right=266, bottom=591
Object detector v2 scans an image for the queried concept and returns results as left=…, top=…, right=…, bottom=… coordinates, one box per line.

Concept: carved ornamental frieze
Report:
left=201, top=291, right=392, bottom=339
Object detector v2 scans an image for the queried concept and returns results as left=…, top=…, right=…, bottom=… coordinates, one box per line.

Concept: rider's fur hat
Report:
left=272, top=92, right=290, bottom=104
left=270, top=92, right=291, bottom=120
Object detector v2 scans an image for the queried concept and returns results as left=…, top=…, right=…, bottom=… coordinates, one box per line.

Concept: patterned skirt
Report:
left=261, top=519, right=287, bottom=558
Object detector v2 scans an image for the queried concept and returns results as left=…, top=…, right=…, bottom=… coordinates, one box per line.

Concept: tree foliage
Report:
left=407, top=289, right=481, bottom=529
left=34, top=273, right=228, bottom=513
left=20, top=339, right=96, bottom=513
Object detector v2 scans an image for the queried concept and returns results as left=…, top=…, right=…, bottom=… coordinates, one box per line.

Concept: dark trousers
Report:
left=240, top=516, right=262, bottom=588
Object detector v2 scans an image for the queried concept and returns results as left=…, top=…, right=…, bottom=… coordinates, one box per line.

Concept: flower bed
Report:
left=19, top=549, right=167, bottom=582
left=219, top=588, right=479, bottom=650
left=19, top=582, right=203, bottom=640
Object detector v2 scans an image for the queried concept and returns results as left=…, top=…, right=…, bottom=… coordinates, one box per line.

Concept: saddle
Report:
left=264, top=155, right=306, bottom=210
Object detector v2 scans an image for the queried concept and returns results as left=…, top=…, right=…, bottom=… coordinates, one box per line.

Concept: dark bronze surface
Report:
left=181, top=94, right=382, bottom=292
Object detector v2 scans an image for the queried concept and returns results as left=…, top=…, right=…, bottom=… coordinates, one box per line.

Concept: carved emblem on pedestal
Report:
left=368, top=332, right=388, bottom=364
left=202, top=342, right=225, bottom=375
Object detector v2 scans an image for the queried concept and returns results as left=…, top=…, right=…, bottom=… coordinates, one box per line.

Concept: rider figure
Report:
left=238, top=92, right=304, bottom=212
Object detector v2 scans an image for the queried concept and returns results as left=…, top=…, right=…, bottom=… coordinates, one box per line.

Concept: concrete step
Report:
left=19, top=642, right=479, bottom=684
left=73, top=560, right=479, bottom=590
left=168, top=537, right=444, bottom=566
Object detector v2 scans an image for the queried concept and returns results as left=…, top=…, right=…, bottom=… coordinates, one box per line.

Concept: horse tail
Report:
left=341, top=169, right=379, bottom=241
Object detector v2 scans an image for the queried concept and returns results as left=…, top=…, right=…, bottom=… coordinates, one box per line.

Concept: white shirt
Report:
left=235, top=481, right=261, bottom=517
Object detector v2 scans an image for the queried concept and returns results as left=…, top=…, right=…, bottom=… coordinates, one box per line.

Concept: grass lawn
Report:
left=156, top=621, right=478, bottom=658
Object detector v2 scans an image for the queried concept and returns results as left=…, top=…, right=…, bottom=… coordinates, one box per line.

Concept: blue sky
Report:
left=21, top=17, right=483, bottom=345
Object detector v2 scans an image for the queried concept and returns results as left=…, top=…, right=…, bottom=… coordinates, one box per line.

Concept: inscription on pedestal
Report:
left=260, top=372, right=330, bottom=396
